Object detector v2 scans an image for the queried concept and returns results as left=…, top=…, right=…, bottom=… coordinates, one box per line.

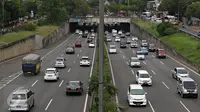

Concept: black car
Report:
left=120, top=41, right=127, bottom=48
left=66, top=81, right=83, bottom=95
left=126, top=32, right=130, bottom=36
left=66, top=46, right=75, bottom=54
left=126, top=38, right=132, bottom=44
left=120, top=34, right=125, bottom=38
left=87, top=38, right=92, bottom=43
left=82, top=33, right=87, bottom=38
left=148, top=44, right=156, bottom=52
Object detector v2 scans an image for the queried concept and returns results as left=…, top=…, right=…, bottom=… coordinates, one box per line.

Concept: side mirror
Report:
left=145, top=92, right=147, bottom=95
left=150, top=76, right=152, bottom=78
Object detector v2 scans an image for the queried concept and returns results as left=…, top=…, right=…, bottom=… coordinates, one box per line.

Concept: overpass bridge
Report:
left=69, top=17, right=131, bottom=32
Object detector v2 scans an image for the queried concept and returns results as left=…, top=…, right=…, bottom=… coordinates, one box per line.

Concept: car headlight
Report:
left=138, top=79, right=143, bottom=82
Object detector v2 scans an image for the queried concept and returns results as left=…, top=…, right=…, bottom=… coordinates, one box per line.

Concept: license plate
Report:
left=48, top=75, right=52, bottom=77
left=16, top=106, right=21, bottom=108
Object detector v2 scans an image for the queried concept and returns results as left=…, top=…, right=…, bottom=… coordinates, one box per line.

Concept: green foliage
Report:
left=156, top=22, right=177, bottom=36
left=24, top=23, right=37, bottom=31
left=89, top=46, right=118, bottom=112
left=185, top=2, right=200, bottom=18
left=37, top=18, right=48, bottom=26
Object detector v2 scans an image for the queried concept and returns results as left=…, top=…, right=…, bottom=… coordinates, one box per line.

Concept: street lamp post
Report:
left=2, top=0, right=5, bottom=29
left=99, top=0, right=104, bottom=111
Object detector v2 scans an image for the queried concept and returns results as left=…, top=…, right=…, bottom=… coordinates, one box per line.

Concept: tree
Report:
left=185, top=2, right=200, bottom=18
left=128, top=0, right=147, bottom=13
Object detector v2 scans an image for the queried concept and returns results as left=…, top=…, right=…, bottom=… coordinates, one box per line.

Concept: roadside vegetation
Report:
left=132, top=18, right=200, bottom=68
left=88, top=42, right=118, bottom=112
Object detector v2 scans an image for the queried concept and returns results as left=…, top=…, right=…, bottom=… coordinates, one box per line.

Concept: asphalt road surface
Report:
left=0, top=33, right=96, bottom=112
left=107, top=36, right=200, bottom=112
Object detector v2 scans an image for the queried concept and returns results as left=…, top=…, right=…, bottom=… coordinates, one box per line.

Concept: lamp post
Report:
left=2, top=0, right=5, bottom=29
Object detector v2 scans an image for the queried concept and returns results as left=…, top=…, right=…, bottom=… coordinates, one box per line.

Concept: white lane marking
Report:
left=83, top=35, right=97, bottom=112
left=167, top=55, right=200, bottom=77
left=148, top=101, right=155, bottom=112
left=143, top=61, right=147, bottom=65
left=122, top=55, right=125, bottom=59
left=41, top=34, right=75, bottom=60
left=68, top=68, right=71, bottom=72
left=0, top=73, right=22, bottom=89
left=31, top=80, right=38, bottom=87
left=152, top=55, right=155, bottom=58
left=59, top=80, right=64, bottom=87
left=180, top=101, right=190, bottom=112
left=77, top=54, right=79, bottom=57
left=160, top=61, right=164, bottom=65
left=45, top=99, right=53, bottom=111
left=162, top=81, right=169, bottom=89
left=131, top=70, right=134, bottom=75
left=126, top=62, right=129, bottom=65
left=151, top=70, right=156, bottom=75
left=73, top=61, right=76, bottom=63
left=8, top=71, right=22, bottom=77
left=132, top=50, right=135, bottom=53
left=80, top=50, right=82, bottom=52
left=104, top=43, right=119, bottom=110
left=61, top=54, right=64, bottom=56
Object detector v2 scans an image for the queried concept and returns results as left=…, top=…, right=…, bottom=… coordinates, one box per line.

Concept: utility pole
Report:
left=99, top=0, right=104, bottom=111
left=2, top=0, right=4, bottom=29
left=127, top=0, right=129, bottom=16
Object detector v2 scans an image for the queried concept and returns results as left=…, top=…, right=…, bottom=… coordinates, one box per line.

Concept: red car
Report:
left=156, top=48, right=166, bottom=58
left=75, top=41, right=82, bottom=47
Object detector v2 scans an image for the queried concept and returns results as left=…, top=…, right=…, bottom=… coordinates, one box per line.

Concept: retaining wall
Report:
left=0, top=22, right=69, bottom=62
left=130, top=23, right=199, bottom=71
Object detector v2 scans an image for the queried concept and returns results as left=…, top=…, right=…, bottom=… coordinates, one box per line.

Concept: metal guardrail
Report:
left=179, top=27, right=200, bottom=39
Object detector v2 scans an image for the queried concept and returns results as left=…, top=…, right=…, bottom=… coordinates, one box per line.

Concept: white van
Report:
left=109, top=45, right=117, bottom=54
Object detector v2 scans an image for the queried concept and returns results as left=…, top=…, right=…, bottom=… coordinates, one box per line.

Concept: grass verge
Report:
left=0, top=25, right=58, bottom=44
left=89, top=43, right=118, bottom=112
left=132, top=18, right=200, bottom=67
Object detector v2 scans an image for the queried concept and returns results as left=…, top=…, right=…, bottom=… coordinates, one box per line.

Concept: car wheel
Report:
left=44, top=79, right=46, bottom=82
left=177, top=88, right=179, bottom=94
left=172, top=74, right=174, bottom=78
left=66, top=92, right=68, bottom=95
left=32, top=99, right=35, bottom=107
left=181, top=93, right=185, bottom=98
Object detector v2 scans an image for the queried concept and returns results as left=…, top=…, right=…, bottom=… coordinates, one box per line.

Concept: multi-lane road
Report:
left=107, top=36, right=200, bottom=112
left=0, top=33, right=96, bottom=112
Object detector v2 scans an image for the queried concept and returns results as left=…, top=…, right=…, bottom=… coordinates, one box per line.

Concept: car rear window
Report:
left=56, top=59, right=64, bottom=61
left=130, top=89, right=145, bottom=95
left=12, top=94, right=26, bottom=100
left=46, top=70, right=55, bottom=74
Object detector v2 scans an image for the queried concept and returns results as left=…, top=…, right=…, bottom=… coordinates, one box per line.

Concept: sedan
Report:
left=66, top=81, right=83, bottom=95
left=55, top=57, right=66, bottom=68
left=120, top=41, right=127, bottom=48
left=44, top=68, right=59, bottom=81
left=129, top=57, right=141, bottom=67
left=89, top=42, right=95, bottom=48
left=66, top=46, right=75, bottom=54
left=75, top=41, right=82, bottom=47
left=80, top=56, right=91, bottom=66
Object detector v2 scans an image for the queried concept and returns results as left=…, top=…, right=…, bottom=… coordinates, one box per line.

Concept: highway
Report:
left=107, top=35, right=200, bottom=112
left=0, top=33, right=96, bottom=112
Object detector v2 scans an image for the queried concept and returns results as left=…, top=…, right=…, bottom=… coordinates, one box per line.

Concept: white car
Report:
left=89, top=42, right=95, bottom=48
left=109, top=45, right=117, bottom=54
left=91, top=33, right=95, bottom=37
left=79, top=31, right=83, bottom=35
left=127, top=84, right=147, bottom=106
left=75, top=29, right=79, bottom=34
left=80, top=56, right=90, bottom=66
left=137, top=51, right=145, bottom=60
left=132, top=37, right=138, bottom=41
left=86, top=14, right=94, bottom=17
left=115, top=37, right=121, bottom=42
left=55, top=57, right=66, bottom=68
left=136, top=70, right=152, bottom=86
left=118, top=30, right=122, bottom=35
left=129, top=57, right=141, bottom=67
left=44, top=68, right=59, bottom=81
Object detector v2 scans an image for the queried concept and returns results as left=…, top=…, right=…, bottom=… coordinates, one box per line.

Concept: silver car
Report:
left=129, top=57, right=141, bottom=67
left=55, top=57, right=66, bottom=68
left=9, top=88, right=35, bottom=111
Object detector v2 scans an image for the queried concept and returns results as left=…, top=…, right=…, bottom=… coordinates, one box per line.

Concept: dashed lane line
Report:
left=180, top=101, right=190, bottom=112
left=143, top=61, right=147, bottom=65
left=131, top=70, right=134, bottom=75
left=59, top=80, right=64, bottom=87
left=45, top=99, right=53, bottom=111
left=160, top=61, right=164, bottom=65
left=148, top=101, right=155, bottom=112
left=68, top=68, right=71, bottom=72
left=162, top=81, right=169, bottom=89
left=31, top=80, right=38, bottom=87
left=151, top=70, right=156, bottom=75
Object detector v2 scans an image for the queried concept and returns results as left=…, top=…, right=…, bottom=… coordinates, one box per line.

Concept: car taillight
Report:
left=77, top=88, right=81, bottom=91
left=66, top=88, right=71, bottom=91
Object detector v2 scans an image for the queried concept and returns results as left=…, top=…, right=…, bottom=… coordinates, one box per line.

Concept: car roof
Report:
left=129, top=84, right=143, bottom=89
left=175, top=67, right=186, bottom=70
left=46, top=68, right=56, bottom=71
left=22, top=53, right=40, bottom=61
left=131, top=57, right=138, bottom=59
left=56, top=57, right=64, bottom=59
left=82, top=56, right=89, bottom=58
left=13, top=88, right=30, bottom=94
left=110, top=45, right=115, bottom=47
left=69, top=81, right=80, bottom=83
left=137, top=70, right=148, bottom=74
left=180, top=77, right=195, bottom=82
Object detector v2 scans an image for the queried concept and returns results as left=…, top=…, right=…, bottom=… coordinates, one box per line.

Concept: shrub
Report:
left=38, top=18, right=48, bottom=26
left=156, top=22, right=175, bottom=36
left=164, top=27, right=177, bottom=35
left=24, top=23, right=37, bottom=31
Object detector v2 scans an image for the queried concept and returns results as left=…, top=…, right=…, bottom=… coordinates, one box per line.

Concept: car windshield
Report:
left=130, top=89, right=145, bottom=95
left=137, top=52, right=143, bottom=55
left=12, top=94, right=26, bottom=100
left=149, top=44, right=155, bottom=47
left=68, top=82, right=79, bottom=86
left=184, top=81, right=196, bottom=89
left=56, top=59, right=64, bottom=62
left=81, top=57, right=89, bottom=60
left=139, top=74, right=150, bottom=78
left=46, top=70, right=55, bottom=74
left=177, top=69, right=188, bottom=74
left=141, top=48, right=147, bottom=51
left=67, top=47, right=73, bottom=50
left=110, top=46, right=116, bottom=48
left=142, top=40, right=147, bottom=43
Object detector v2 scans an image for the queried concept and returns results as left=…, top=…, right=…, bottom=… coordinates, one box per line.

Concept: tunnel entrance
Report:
left=69, top=22, right=130, bottom=33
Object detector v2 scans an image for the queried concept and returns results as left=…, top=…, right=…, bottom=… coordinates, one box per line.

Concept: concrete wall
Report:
left=130, top=23, right=199, bottom=71
left=0, top=22, right=69, bottom=62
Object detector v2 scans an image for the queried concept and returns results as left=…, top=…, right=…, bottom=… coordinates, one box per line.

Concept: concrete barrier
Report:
left=130, top=23, right=199, bottom=71
left=0, top=22, right=69, bottom=62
